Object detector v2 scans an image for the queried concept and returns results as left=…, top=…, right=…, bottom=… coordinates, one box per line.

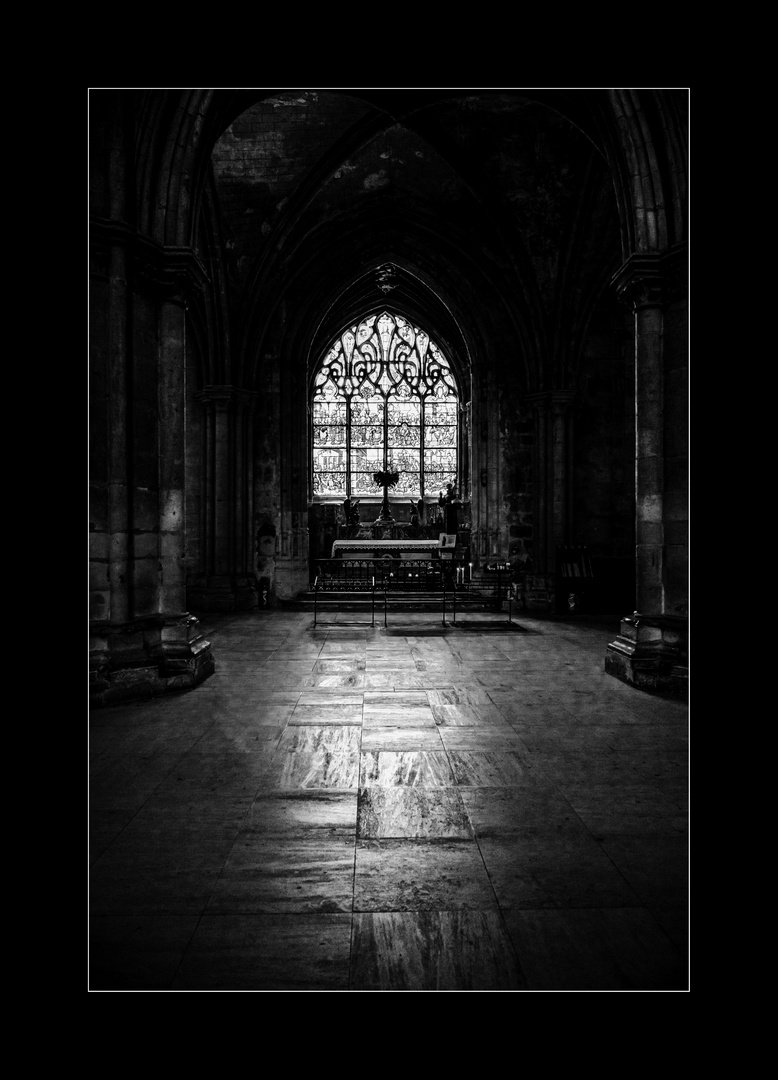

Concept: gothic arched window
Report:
left=312, top=312, right=458, bottom=499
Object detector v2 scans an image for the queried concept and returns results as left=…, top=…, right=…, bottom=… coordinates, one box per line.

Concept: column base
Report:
left=90, top=612, right=215, bottom=707
left=605, top=612, right=688, bottom=697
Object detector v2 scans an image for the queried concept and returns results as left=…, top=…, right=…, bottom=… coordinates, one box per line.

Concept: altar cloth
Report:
left=331, top=539, right=442, bottom=558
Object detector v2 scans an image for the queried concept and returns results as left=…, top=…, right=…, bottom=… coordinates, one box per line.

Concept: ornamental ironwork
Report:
left=312, top=312, right=458, bottom=498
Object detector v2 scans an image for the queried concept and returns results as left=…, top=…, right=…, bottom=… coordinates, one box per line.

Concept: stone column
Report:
left=106, top=243, right=131, bottom=626
left=524, top=391, right=574, bottom=610
left=192, top=386, right=259, bottom=610
left=89, top=240, right=216, bottom=706
left=551, top=392, right=575, bottom=550
left=470, top=366, right=502, bottom=563
left=605, top=251, right=688, bottom=695
left=273, top=349, right=310, bottom=602
left=527, top=394, right=549, bottom=573
left=526, top=392, right=573, bottom=571
left=158, top=296, right=188, bottom=616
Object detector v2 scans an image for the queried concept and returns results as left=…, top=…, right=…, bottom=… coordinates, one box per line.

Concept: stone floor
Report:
left=89, top=609, right=689, bottom=992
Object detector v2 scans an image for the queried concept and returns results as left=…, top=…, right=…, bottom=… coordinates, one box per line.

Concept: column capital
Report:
left=525, top=392, right=549, bottom=411
left=90, top=219, right=210, bottom=303
left=196, top=385, right=259, bottom=412
left=551, top=390, right=576, bottom=417
left=134, top=238, right=210, bottom=303
left=525, top=391, right=575, bottom=414
left=611, top=244, right=688, bottom=310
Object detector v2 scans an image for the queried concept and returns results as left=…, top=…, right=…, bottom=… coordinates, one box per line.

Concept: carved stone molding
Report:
left=376, top=263, right=397, bottom=294
left=605, top=611, right=688, bottom=697
left=196, top=385, right=259, bottom=413
left=525, top=390, right=576, bottom=414
left=133, top=237, right=210, bottom=302
left=90, top=612, right=215, bottom=706
left=90, top=217, right=210, bottom=303
left=612, top=243, right=688, bottom=311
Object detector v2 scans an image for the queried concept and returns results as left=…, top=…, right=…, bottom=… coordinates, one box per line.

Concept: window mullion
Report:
left=346, top=398, right=352, bottom=497
left=383, top=396, right=388, bottom=472
left=420, top=399, right=426, bottom=499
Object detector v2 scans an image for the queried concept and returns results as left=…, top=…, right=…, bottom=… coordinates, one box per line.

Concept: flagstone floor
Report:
left=89, top=610, right=689, bottom=992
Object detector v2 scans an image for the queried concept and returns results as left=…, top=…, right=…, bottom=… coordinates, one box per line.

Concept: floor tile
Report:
left=477, top=835, right=643, bottom=909
left=90, top=864, right=224, bottom=916
left=360, top=750, right=455, bottom=787
left=152, top=751, right=273, bottom=798
left=276, top=726, right=362, bottom=753
left=459, top=784, right=585, bottom=839
left=206, top=835, right=356, bottom=914
left=172, top=913, right=352, bottom=990
left=357, top=787, right=473, bottom=839
left=243, top=791, right=358, bottom=836
left=191, top=726, right=285, bottom=752
left=288, top=703, right=363, bottom=726
left=437, top=728, right=525, bottom=751
left=429, top=703, right=513, bottom=727
left=502, top=907, right=687, bottom=990
left=354, top=838, right=498, bottom=911
left=596, top=833, right=689, bottom=906
left=303, top=673, right=366, bottom=689
left=90, top=915, right=200, bottom=989
left=362, top=708, right=436, bottom=729
left=360, top=727, right=444, bottom=752
left=263, top=750, right=360, bottom=791
left=557, top=782, right=688, bottom=836
left=350, top=910, right=526, bottom=990
left=447, top=750, right=533, bottom=787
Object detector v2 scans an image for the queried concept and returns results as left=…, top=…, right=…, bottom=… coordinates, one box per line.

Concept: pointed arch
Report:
left=311, top=310, right=460, bottom=500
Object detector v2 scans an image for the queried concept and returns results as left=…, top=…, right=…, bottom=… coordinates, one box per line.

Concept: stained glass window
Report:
left=312, top=312, right=458, bottom=499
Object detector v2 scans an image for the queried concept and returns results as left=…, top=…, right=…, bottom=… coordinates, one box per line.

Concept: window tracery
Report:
left=312, top=312, right=458, bottom=499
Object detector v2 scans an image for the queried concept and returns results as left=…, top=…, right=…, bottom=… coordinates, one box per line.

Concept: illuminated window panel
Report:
left=312, top=311, right=458, bottom=499
left=313, top=470, right=347, bottom=496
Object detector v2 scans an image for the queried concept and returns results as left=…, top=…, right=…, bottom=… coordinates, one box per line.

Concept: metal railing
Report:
left=312, top=557, right=500, bottom=628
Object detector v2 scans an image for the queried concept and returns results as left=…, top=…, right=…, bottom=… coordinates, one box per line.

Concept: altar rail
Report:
left=311, top=558, right=513, bottom=628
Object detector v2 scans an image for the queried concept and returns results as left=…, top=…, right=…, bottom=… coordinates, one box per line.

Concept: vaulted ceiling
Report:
left=199, top=89, right=626, bottom=392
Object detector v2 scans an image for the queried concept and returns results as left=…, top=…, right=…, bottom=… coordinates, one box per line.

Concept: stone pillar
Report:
left=605, top=250, right=688, bottom=695
left=158, top=297, right=188, bottom=615
left=470, top=365, right=502, bottom=564
left=528, top=394, right=549, bottom=574
left=272, top=347, right=310, bottom=602
left=89, top=238, right=216, bottom=706
left=106, top=243, right=131, bottom=625
left=551, top=392, right=574, bottom=549
left=191, top=386, right=260, bottom=611
left=527, top=391, right=573, bottom=575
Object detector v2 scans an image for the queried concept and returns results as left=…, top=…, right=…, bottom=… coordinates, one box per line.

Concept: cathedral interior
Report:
left=89, top=88, right=689, bottom=991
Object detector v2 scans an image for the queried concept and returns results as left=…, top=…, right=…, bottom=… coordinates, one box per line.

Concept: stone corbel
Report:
left=91, top=219, right=210, bottom=305
left=133, top=236, right=211, bottom=304
left=196, top=385, right=258, bottom=413
left=611, top=244, right=687, bottom=311
left=611, top=253, right=665, bottom=311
